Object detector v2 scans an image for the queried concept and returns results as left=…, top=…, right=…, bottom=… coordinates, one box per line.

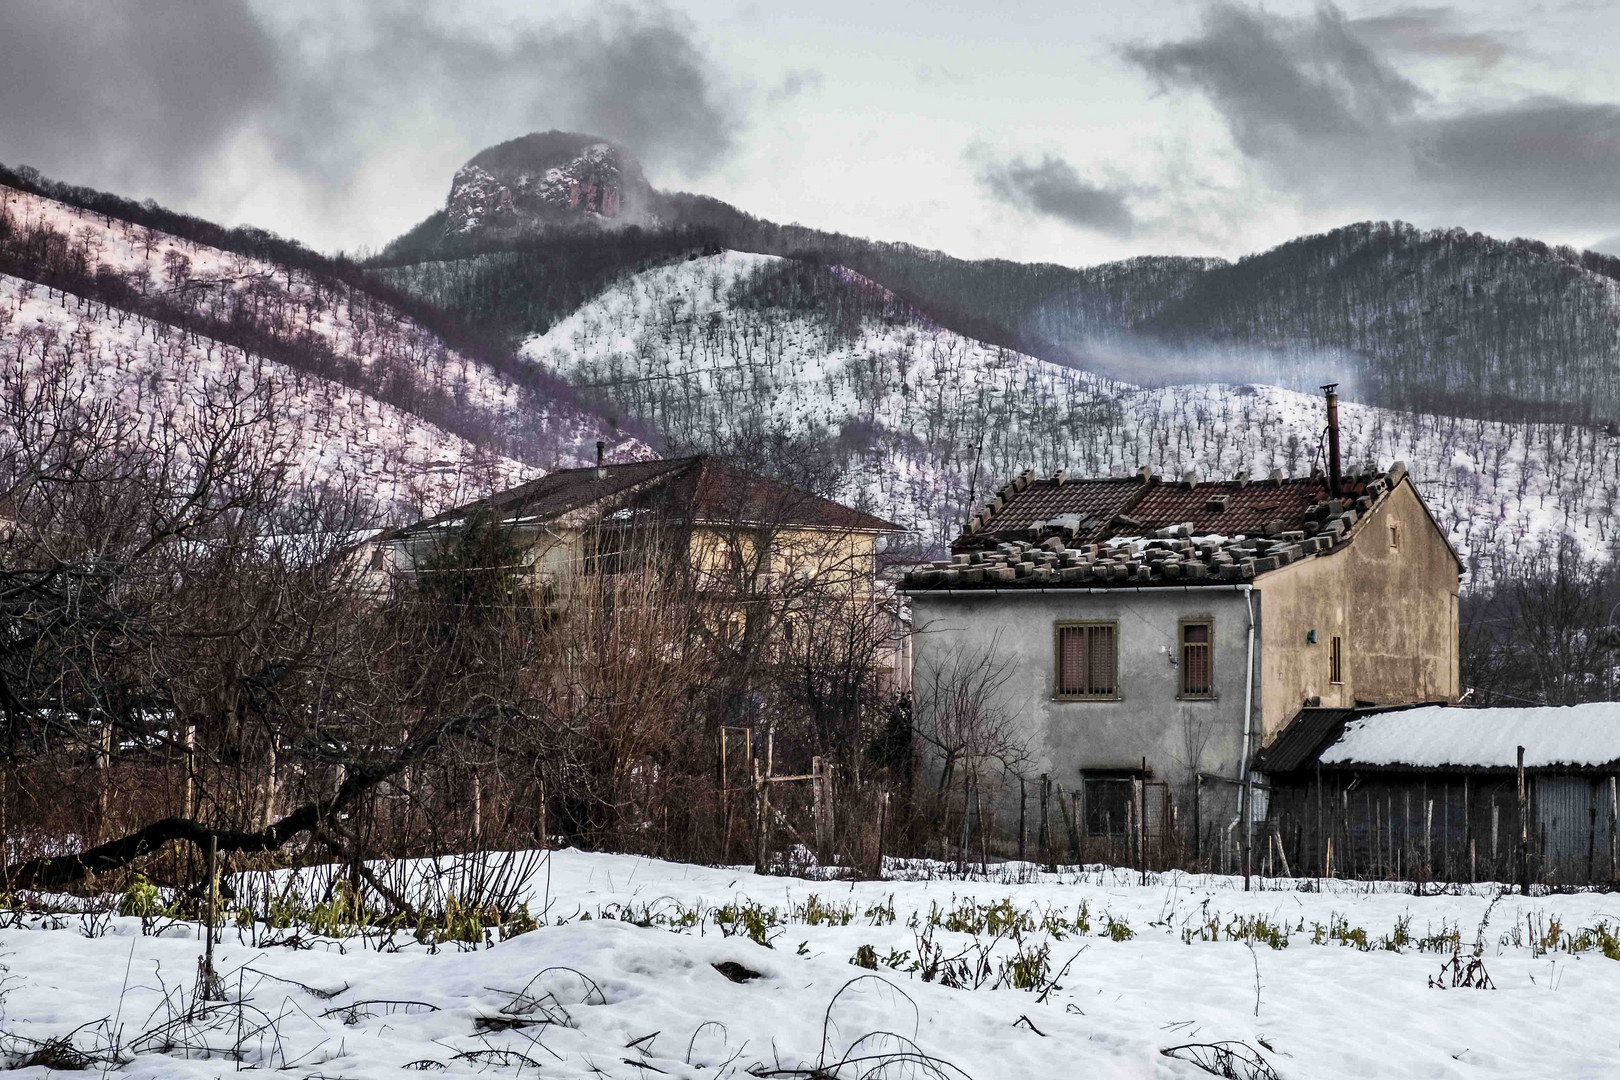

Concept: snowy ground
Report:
left=3, top=850, right=1619, bottom=1077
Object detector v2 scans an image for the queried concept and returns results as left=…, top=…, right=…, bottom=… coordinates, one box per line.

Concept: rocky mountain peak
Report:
left=444, top=131, right=656, bottom=238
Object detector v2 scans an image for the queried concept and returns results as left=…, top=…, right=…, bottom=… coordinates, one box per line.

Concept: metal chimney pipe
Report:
left=596, top=440, right=607, bottom=481
left=1322, top=383, right=1342, bottom=496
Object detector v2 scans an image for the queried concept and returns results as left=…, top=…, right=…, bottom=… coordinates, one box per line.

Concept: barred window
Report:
left=1055, top=622, right=1117, bottom=698
left=1180, top=621, right=1213, bottom=697
left=1330, top=635, right=1344, bottom=684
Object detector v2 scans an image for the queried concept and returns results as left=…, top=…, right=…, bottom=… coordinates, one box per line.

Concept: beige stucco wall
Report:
left=1256, top=479, right=1459, bottom=741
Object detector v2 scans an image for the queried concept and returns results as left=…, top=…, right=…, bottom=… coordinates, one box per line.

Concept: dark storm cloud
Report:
left=1123, top=3, right=1423, bottom=200
left=1123, top=3, right=1620, bottom=232
left=976, top=154, right=1136, bottom=237
left=1346, top=7, right=1508, bottom=68
left=0, top=0, right=278, bottom=193
left=0, top=1, right=736, bottom=203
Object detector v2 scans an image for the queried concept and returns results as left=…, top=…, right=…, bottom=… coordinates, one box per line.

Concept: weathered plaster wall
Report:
left=1257, top=479, right=1459, bottom=740
left=911, top=588, right=1255, bottom=797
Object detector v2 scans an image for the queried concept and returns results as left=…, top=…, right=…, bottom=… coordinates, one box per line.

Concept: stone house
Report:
left=903, top=407, right=1461, bottom=859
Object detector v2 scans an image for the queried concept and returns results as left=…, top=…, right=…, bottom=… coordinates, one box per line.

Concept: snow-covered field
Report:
left=5, top=849, right=1620, bottom=1077
left=527, top=252, right=1620, bottom=572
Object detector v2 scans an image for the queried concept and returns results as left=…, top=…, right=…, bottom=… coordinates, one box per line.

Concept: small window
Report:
left=1083, top=774, right=1136, bottom=837
left=1329, top=635, right=1343, bottom=684
left=1055, top=622, right=1118, bottom=698
left=1388, top=520, right=1402, bottom=550
left=1180, top=620, right=1213, bottom=698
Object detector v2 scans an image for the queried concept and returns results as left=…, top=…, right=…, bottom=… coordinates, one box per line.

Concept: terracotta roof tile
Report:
left=394, top=457, right=903, bottom=539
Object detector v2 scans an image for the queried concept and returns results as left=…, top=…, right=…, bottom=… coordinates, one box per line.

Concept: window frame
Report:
left=1388, top=518, right=1402, bottom=551
left=1053, top=619, right=1121, bottom=701
left=1081, top=771, right=1139, bottom=837
left=1178, top=617, right=1216, bottom=700
left=1329, top=634, right=1344, bottom=684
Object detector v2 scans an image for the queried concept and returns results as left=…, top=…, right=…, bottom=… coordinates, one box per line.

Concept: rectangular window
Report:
left=1388, top=520, right=1402, bottom=550
left=1180, top=620, right=1213, bottom=697
left=1055, top=622, right=1117, bottom=698
left=1083, top=773, right=1136, bottom=836
left=1330, top=635, right=1343, bottom=684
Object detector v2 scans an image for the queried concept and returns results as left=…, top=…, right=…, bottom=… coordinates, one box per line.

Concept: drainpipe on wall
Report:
left=1238, top=588, right=1258, bottom=891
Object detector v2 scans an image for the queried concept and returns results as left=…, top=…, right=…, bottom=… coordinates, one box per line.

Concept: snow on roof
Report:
left=1320, top=703, right=1620, bottom=770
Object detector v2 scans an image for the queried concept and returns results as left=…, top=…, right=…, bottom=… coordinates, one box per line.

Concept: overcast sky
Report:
left=3, top=0, right=1619, bottom=264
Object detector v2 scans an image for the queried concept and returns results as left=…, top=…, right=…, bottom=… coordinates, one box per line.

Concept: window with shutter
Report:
left=1054, top=621, right=1118, bottom=699
left=1180, top=620, right=1213, bottom=697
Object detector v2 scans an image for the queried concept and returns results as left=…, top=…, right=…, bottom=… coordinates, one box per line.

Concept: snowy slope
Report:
left=4, top=849, right=1620, bottom=1077
left=0, top=184, right=651, bottom=515
left=525, top=252, right=1620, bottom=573
left=0, top=273, right=528, bottom=513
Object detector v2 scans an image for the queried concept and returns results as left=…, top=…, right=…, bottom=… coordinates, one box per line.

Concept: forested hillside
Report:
left=377, top=145, right=1620, bottom=428
left=0, top=174, right=650, bottom=517
left=526, top=251, right=1620, bottom=576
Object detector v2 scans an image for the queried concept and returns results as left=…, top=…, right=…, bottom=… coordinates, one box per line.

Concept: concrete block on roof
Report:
left=961, top=567, right=984, bottom=584
left=990, top=566, right=1015, bottom=582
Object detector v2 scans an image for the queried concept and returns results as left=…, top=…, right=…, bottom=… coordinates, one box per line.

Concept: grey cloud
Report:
left=768, top=69, right=823, bottom=103
left=1125, top=3, right=1620, bottom=233
left=1124, top=3, right=1422, bottom=200
left=0, top=0, right=278, bottom=195
left=1593, top=234, right=1620, bottom=257
left=977, top=154, right=1135, bottom=236
left=265, top=3, right=737, bottom=187
left=1347, top=7, right=1508, bottom=68
left=0, top=1, right=735, bottom=230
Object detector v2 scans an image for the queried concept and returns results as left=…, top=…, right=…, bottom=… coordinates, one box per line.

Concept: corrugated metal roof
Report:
left=1254, top=708, right=1361, bottom=774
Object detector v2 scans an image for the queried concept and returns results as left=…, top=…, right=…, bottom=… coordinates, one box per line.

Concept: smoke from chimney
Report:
left=1322, top=383, right=1342, bottom=496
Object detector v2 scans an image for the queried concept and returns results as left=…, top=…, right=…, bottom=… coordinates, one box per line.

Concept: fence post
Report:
left=812, top=756, right=833, bottom=865
left=1039, top=774, right=1053, bottom=871
left=875, top=789, right=889, bottom=880
left=204, top=832, right=219, bottom=998
left=1517, top=745, right=1530, bottom=895
left=1018, top=775, right=1027, bottom=864
left=1610, top=776, right=1617, bottom=883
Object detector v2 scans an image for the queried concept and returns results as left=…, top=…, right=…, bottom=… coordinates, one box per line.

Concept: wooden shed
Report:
left=1257, top=704, right=1620, bottom=886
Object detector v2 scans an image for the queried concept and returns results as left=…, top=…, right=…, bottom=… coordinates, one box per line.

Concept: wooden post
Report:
left=875, top=789, right=889, bottom=881
left=1039, top=774, right=1053, bottom=871
left=1610, top=776, right=1617, bottom=883
left=1057, top=784, right=1081, bottom=864
left=204, top=832, right=218, bottom=998
left=1424, top=799, right=1434, bottom=887
left=976, top=782, right=988, bottom=875
left=1462, top=775, right=1471, bottom=883
left=1588, top=781, right=1599, bottom=885
left=1517, top=745, right=1530, bottom=895
left=1314, top=764, right=1324, bottom=880
left=812, top=756, right=832, bottom=864
left=1193, top=774, right=1203, bottom=866
left=1018, top=775, right=1027, bottom=864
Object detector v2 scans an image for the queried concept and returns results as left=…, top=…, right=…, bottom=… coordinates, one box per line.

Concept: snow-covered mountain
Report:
left=0, top=181, right=650, bottom=519
left=525, top=251, right=1620, bottom=577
